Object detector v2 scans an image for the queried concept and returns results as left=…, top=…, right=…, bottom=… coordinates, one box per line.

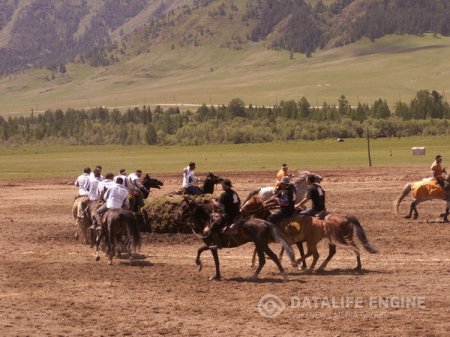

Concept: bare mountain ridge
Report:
left=0, top=0, right=449, bottom=75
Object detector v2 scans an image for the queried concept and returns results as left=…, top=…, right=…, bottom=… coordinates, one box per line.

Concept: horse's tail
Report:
left=266, top=221, right=298, bottom=268
left=123, top=213, right=142, bottom=253
left=346, top=215, right=379, bottom=254
left=393, top=183, right=412, bottom=216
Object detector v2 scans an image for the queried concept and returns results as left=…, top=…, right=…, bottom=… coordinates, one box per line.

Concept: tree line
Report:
left=1, top=89, right=449, bottom=145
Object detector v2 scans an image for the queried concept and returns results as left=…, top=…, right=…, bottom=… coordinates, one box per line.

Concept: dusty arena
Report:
left=1, top=168, right=449, bottom=336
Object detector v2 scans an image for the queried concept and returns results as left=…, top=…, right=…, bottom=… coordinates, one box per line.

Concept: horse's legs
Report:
left=406, top=201, right=419, bottom=219
left=195, top=244, right=210, bottom=272
left=296, top=242, right=307, bottom=270
left=263, top=245, right=288, bottom=282
left=95, top=229, right=105, bottom=262
left=302, top=240, right=319, bottom=273
left=106, top=227, right=113, bottom=265
left=252, top=243, right=266, bottom=280
left=209, top=248, right=221, bottom=281
left=317, top=243, right=336, bottom=271
left=251, top=248, right=257, bottom=268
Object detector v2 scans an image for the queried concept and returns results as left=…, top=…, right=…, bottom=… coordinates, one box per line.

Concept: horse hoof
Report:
left=282, top=272, right=288, bottom=282
left=443, top=219, right=449, bottom=223
left=404, top=215, right=411, bottom=219
left=413, top=215, right=418, bottom=220
left=74, top=232, right=79, bottom=240
left=208, top=275, right=220, bottom=281
left=107, top=260, right=112, bottom=265
left=197, top=264, right=203, bottom=272
left=95, top=255, right=100, bottom=262
left=304, top=269, right=314, bottom=275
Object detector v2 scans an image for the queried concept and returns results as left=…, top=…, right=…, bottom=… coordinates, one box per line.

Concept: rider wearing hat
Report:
left=296, top=174, right=326, bottom=216
left=210, top=179, right=241, bottom=248
left=266, top=176, right=297, bottom=225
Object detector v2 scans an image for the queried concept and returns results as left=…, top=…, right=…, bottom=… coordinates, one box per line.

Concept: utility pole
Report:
left=366, top=126, right=372, bottom=167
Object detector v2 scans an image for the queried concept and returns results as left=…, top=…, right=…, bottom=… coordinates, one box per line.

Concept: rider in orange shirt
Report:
left=431, top=155, right=448, bottom=189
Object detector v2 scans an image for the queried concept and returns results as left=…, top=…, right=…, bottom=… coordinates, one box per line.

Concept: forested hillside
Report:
left=1, top=0, right=450, bottom=76
left=1, top=89, right=449, bottom=145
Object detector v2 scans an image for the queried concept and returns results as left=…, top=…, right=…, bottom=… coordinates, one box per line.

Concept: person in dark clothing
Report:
left=209, top=179, right=241, bottom=248
left=266, top=176, right=297, bottom=225
left=296, top=175, right=326, bottom=216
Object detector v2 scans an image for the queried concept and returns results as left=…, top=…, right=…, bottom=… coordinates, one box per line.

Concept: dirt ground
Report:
left=1, top=168, right=449, bottom=337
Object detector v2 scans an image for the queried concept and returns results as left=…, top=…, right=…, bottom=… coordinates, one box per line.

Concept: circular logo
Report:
left=257, top=294, right=285, bottom=318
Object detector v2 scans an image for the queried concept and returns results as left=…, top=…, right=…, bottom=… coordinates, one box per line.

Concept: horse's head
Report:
left=206, top=172, right=224, bottom=184
left=142, top=174, right=164, bottom=189
left=294, top=171, right=323, bottom=199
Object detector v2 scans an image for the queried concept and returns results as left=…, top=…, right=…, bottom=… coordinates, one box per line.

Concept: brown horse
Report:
left=393, top=177, right=450, bottom=222
left=180, top=197, right=297, bottom=281
left=72, top=196, right=90, bottom=243
left=240, top=196, right=378, bottom=272
left=95, top=209, right=142, bottom=265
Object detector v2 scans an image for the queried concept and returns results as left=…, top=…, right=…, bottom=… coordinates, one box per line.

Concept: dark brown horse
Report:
left=95, top=209, right=141, bottom=265
left=180, top=197, right=297, bottom=281
left=240, top=196, right=378, bottom=272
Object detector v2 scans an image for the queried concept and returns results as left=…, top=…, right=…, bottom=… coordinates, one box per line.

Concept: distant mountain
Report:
left=0, top=0, right=190, bottom=75
left=0, top=0, right=449, bottom=76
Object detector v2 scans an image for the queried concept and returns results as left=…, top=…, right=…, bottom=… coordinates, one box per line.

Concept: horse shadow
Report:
left=228, top=276, right=307, bottom=284
left=311, top=268, right=388, bottom=276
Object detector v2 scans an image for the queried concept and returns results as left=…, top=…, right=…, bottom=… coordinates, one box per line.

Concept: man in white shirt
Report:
left=90, top=165, right=104, bottom=180
left=128, top=169, right=148, bottom=207
left=75, top=167, right=91, bottom=218
left=114, top=168, right=128, bottom=188
left=182, top=162, right=202, bottom=195
left=87, top=169, right=102, bottom=202
left=75, top=167, right=91, bottom=197
left=94, top=177, right=129, bottom=229
left=98, top=172, right=115, bottom=197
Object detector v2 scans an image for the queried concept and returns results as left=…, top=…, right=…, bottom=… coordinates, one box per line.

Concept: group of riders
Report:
left=180, top=162, right=326, bottom=249
left=74, top=154, right=446, bottom=248
left=74, top=166, right=149, bottom=230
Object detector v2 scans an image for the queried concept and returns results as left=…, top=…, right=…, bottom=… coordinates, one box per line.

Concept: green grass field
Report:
left=1, top=34, right=450, bottom=115
left=1, top=136, right=447, bottom=179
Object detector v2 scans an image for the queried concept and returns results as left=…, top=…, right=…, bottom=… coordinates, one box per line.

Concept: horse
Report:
left=95, top=209, right=142, bottom=265
left=393, top=176, right=450, bottom=222
left=201, top=172, right=224, bottom=194
left=179, top=197, right=298, bottom=281
left=243, top=171, right=322, bottom=204
left=72, top=196, right=90, bottom=243
left=141, top=174, right=164, bottom=198
left=240, top=196, right=378, bottom=272
left=168, top=172, right=223, bottom=196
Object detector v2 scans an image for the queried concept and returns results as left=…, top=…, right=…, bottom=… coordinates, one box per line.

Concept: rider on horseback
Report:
left=75, top=167, right=91, bottom=219
left=182, top=162, right=203, bottom=195
left=209, top=179, right=241, bottom=248
left=93, top=177, right=129, bottom=230
left=296, top=174, right=326, bottom=217
left=266, top=176, right=297, bottom=225
left=431, top=155, right=448, bottom=189
left=127, top=169, right=148, bottom=207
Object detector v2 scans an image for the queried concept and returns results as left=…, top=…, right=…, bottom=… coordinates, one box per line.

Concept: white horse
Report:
left=243, top=171, right=323, bottom=204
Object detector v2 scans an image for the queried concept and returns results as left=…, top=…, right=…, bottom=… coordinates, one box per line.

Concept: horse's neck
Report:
left=202, top=179, right=214, bottom=194
left=294, top=179, right=308, bottom=202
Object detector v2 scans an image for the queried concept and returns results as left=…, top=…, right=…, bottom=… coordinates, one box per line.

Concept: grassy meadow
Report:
left=1, top=136, right=447, bottom=179
left=1, top=34, right=450, bottom=115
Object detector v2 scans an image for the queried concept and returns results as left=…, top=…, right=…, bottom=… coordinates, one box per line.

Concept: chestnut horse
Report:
left=240, top=196, right=378, bottom=272
left=393, top=176, right=450, bottom=222
left=180, top=197, right=297, bottom=281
